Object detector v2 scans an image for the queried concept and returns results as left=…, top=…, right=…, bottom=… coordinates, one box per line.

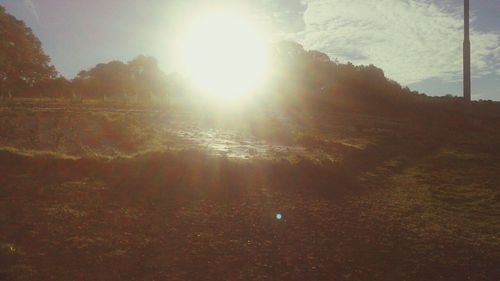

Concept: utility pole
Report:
left=463, top=0, right=471, bottom=102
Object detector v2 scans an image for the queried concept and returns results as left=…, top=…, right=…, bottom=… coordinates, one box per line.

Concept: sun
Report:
left=179, top=13, right=269, bottom=101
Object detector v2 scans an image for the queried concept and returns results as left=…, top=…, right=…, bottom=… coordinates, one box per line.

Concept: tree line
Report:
left=1, top=4, right=474, bottom=113
left=1, top=6, right=171, bottom=100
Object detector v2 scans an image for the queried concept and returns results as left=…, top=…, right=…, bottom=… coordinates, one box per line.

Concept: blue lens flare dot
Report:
left=275, top=213, right=283, bottom=220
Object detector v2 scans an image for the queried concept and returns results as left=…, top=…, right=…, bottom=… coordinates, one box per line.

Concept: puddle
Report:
left=0, top=108, right=341, bottom=162
left=167, top=126, right=337, bottom=162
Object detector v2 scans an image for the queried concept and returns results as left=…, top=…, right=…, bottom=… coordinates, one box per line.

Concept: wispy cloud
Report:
left=23, top=0, right=39, bottom=24
left=294, top=0, right=499, bottom=85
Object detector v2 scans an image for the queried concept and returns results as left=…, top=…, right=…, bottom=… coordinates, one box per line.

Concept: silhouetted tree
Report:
left=33, top=77, right=71, bottom=98
left=128, top=55, right=166, bottom=98
left=266, top=41, right=429, bottom=116
left=72, top=55, right=167, bottom=100
left=0, top=5, right=57, bottom=96
left=74, top=61, right=130, bottom=98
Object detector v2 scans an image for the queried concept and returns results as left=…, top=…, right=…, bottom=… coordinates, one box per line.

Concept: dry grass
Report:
left=1, top=98, right=500, bottom=280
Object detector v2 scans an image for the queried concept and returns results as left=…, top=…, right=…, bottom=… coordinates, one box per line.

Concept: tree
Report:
left=74, top=61, right=130, bottom=98
left=0, top=5, right=57, bottom=95
left=33, top=77, right=71, bottom=98
left=269, top=41, right=336, bottom=95
left=72, top=55, right=167, bottom=99
left=307, top=50, right=331, bottom=63
left=128, top=55, right=166, bottom=98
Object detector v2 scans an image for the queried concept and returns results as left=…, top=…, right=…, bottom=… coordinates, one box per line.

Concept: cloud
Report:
left=23, top=0, right=39, bottom=24
left=294, top=0, right=500, bottom=85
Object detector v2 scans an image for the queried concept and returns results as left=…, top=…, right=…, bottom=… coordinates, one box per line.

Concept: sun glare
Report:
left=179, top=13, right=269, bottom=102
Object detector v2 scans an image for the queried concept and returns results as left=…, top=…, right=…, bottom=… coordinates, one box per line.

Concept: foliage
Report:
left=0, top=6, right=477, bottom=112
left=0, top=5, right=57, bottom=95
left=268, top=41, right=417, bottom=111
left=73, top=55, right=167, bottom=99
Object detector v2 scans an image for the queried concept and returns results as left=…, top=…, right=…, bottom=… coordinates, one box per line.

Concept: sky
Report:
left=1, top=0, right=499, bottom=100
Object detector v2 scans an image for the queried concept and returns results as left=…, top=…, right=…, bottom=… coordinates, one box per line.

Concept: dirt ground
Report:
left=1, top=99, right=499, bottom=280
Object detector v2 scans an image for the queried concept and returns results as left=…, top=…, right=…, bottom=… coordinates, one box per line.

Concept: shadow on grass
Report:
left=0, top=135, right=436, bottom=207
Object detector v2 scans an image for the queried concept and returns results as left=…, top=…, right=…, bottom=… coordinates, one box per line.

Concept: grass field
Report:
left=1, top=98, right=499, bottom=280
